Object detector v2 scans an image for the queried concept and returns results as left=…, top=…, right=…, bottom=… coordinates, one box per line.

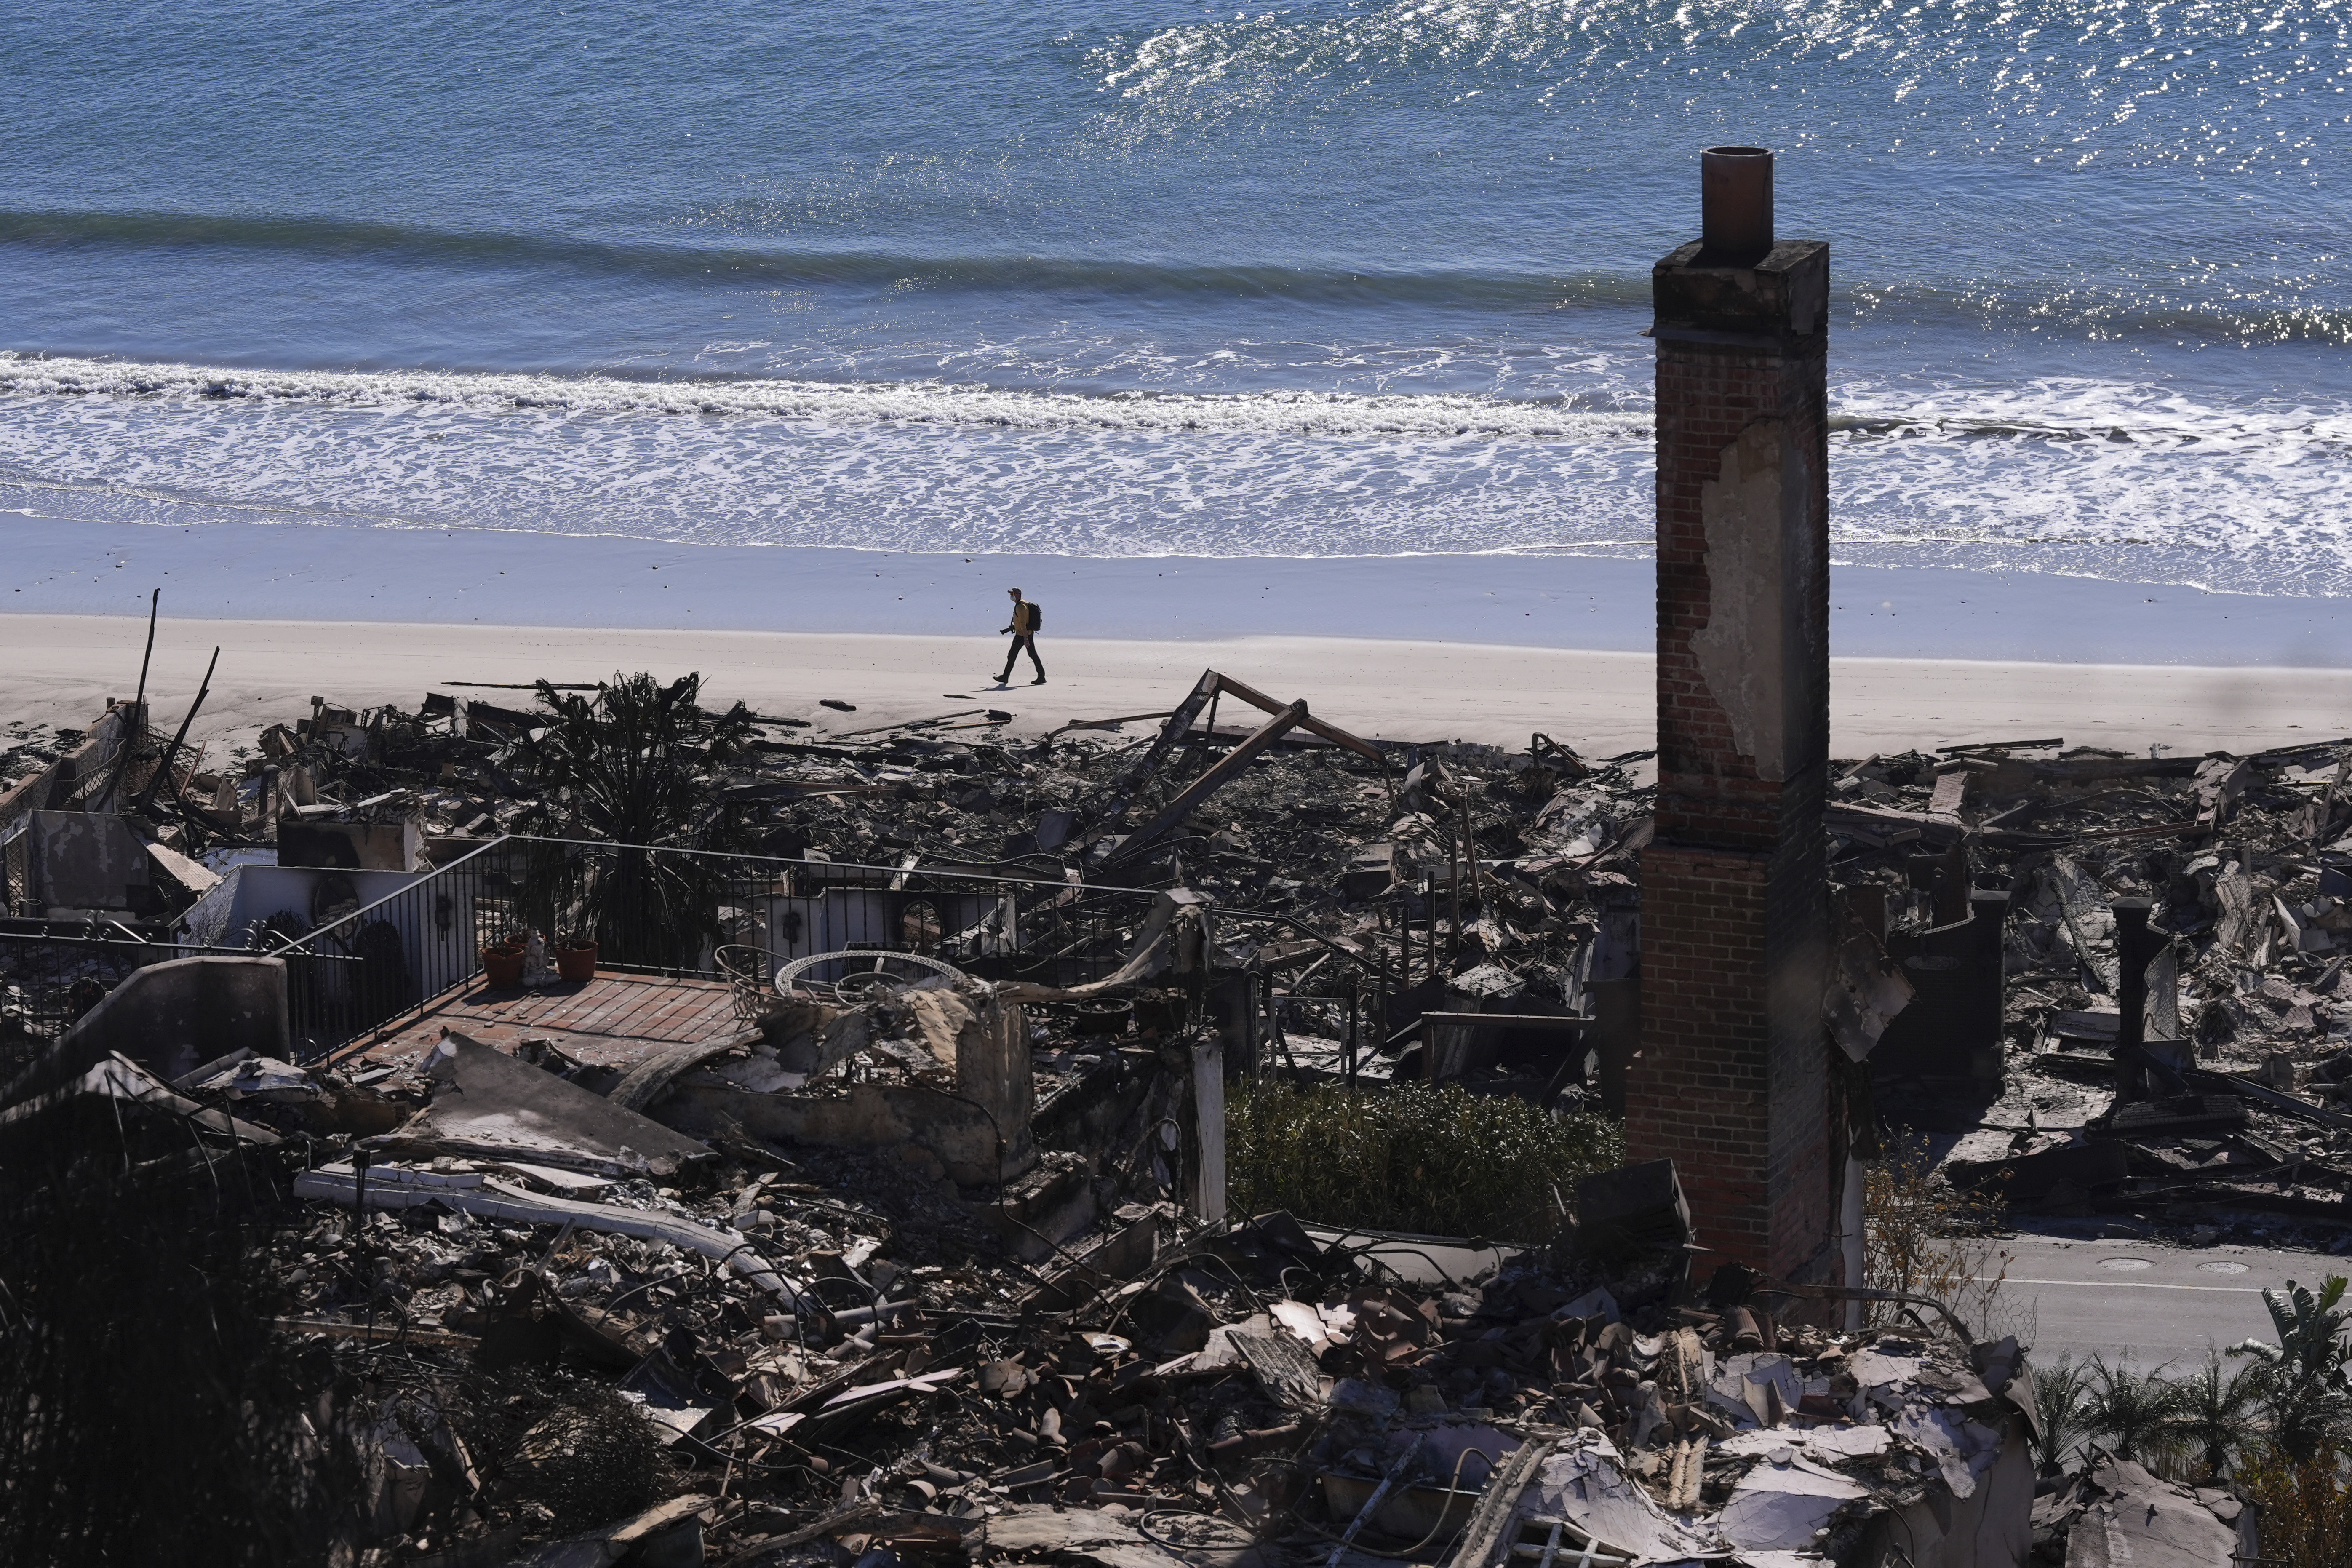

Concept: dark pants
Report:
left=999, top=633, right=1045, bottom=681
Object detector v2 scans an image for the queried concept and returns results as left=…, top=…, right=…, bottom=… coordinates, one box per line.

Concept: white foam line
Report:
left=8, top=352, right=2340, bottom=454
left=0, top=352, right=1649, bottom=442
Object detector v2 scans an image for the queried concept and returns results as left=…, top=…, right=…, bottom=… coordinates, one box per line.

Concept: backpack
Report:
left=1025, top=601, right=1043, bottom=632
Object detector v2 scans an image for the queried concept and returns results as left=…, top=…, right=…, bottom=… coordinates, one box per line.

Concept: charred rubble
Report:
left=17, top=677, right=2352, bottom=1244
left=6, top=671, right=1670, bottom=1100
left=5, top=666, right=2351, bottom=1565
left=0, top=1048, right=2045, bottom=1568
left=1831, top=740, right=2352, bottom=1247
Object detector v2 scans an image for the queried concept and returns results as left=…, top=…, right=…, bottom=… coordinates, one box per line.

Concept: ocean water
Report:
left=0, top=0, right=2345, bottom=597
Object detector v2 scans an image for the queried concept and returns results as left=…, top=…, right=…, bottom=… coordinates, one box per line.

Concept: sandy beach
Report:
left=10, top=505, right=2352, bottom=767
left=11, top=513, right=2352, bottom=669
left=7, top=612, right=2349, bottom=768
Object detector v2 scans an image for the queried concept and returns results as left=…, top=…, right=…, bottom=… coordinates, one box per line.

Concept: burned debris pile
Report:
left=1823, top=739, right=2352, bottom=1246
left=8, top=666, right=1669, bottom=1115
left=2030, top=1457, right=2256, bottom=1568
left=6, top=651, right=2352, bottom=1565
left=1, top=663, right=2023, bottom=1566
left=0, top=1029, right=2042, bottom=1568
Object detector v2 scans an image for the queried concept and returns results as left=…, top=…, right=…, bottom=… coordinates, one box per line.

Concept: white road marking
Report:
left=1973, top=1276, right=2261, bottom=1294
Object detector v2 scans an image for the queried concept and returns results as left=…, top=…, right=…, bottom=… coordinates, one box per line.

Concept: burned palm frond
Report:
left=498, top=673, right=761, bottom=967
left=505, top=672, right=758, bottom=849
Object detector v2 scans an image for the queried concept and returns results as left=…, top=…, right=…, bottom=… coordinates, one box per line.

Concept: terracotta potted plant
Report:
left=481, top=932, right=527, bottom=988
left=555, top=932, right=598, bottom=983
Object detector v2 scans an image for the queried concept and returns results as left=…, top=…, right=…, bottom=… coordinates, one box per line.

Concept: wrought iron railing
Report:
left=268, top=836, right=1166, bottom=1058
left=0, top=927, right=363, bottom=1061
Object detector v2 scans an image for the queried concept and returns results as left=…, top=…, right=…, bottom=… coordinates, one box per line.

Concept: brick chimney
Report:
left=1626, top=147, right=1836, bottom=1288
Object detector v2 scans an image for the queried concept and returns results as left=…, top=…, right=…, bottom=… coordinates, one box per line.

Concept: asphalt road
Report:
left=1302, top=1225, right=2352, bottom=1376
left=1289, top=1224, right=2344, bottom=1507
left=1975, top=1234, right=2351, bottom=1372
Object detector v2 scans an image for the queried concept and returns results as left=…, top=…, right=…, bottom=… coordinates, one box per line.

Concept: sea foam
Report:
left=3, top=354, right=2347, bottom=597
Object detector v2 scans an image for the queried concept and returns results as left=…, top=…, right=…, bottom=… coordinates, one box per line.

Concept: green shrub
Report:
left=2236, top=1446, right=2352, bottom=1568
left=1226, top=1079, right=1621, bottom=1242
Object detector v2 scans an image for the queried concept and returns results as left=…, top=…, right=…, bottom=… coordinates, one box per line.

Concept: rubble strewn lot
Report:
left=0, top=1074, right=2052, bottom=1568
left=5, top=669, right=2351, bottom=1564
left=1846, top=740, right=2352, bottom=1249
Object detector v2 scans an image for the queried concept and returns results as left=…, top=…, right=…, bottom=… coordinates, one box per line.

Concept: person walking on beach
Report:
left=997, top=588, right=1046, bottom=685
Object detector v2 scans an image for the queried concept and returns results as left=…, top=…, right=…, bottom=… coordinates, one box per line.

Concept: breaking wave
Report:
left=8, top=355, right=2349, bottom=462
left=0, top=353, right=1651, bottom=441
left=2, top=353, right=2348, bottom=597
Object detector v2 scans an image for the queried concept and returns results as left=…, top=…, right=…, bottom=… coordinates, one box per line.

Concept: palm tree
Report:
left=2229, top=1276, right=2352, bottom=1463
left=504, top=673, right=760, bottom=970
left=2030, top=1353, right=2090, bottom=1475
left=2174, top=1347, right=2265, bottom=1480
left=2081, top=1353, right=2189, bottom=1467
left=513, top=672, right=756, bottom=848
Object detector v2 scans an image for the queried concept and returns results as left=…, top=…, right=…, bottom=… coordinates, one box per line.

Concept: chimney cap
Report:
left=1700, top=145, right=1774, bottom=264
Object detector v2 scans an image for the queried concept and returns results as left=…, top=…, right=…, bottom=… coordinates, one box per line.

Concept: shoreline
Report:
left=7, top=613, right=2351, bottom=763
left=8, top=512, right=2352, bottom=669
